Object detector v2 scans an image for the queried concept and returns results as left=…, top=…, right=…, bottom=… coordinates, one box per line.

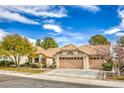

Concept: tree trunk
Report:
left=117, top=68, right=121, bottom=76
left=15, top=60, right=18, bottom=68
left=14, top=55, right=18, bottom=68
left=17, top=55, right=21, bottom=67
left=113, top=64, right=120, bottom=76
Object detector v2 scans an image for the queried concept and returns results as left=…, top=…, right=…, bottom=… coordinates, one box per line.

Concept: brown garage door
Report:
left=89, top=59, right=104, bottom=70
left=59, top=57, right=83, bottom=69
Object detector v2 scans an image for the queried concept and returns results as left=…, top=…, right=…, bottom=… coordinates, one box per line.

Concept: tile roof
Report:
left=61, top=44, right=79, bottom=51
left=45, top=48, right=61, bottom=57
left=35, top=46, right=46, bottom=55
left=34, top=44, right=109, bottom=58
left=79, top=45, right=109, bottom=55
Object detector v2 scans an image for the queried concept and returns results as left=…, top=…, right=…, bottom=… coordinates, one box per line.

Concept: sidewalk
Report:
left=0, top=70, right=124, bottom=88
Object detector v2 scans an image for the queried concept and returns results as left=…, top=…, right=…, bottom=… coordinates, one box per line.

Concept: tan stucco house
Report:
left=34, top=44, right=109, bottom=70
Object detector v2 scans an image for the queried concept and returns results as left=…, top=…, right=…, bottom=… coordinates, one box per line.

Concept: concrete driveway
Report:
left=46, top=69, right=99, bottom=79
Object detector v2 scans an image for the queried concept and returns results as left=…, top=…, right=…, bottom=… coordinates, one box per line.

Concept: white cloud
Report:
left=37, top=10, right=67, bottom=18
left=118, top=7, right=124, bottom=28
left=4, top=6, right=68, bottom=18
left=54, top=36, right=86, bottom=47
left=0, top=28, right=36, bottom=43
left=104, top=27, right=121, bottom=35
left=43, top=24, right=63, bottom=33
left=0, top=7, right=39, bottom=25
left=0, top=6, right=68, bottom=24
left=104, top=6, right=124, bottom=35
left=118, top=7, right=124, bottom=18
left=27, top=38, right=36, bottom=43
left=77, top=5, right=100, bottom=13
left=0, top=29, right=9, bottom=41
left=53, top=31, right=87, bottom=46
left=116, top=32, right=124, bottom=36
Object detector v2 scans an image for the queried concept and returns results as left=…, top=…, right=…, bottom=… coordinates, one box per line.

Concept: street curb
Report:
left=0, top=71, right=124, bottom=88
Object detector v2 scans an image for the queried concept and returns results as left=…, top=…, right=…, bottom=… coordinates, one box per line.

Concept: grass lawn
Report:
left=106, top=75, right=124, bottom=80
left=111, top=75, right=124, bottom=80
left=0, top=67, right=45, bottom=74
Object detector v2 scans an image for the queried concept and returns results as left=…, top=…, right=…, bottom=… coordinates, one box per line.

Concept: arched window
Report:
left=67, top=51, right=74, bottom=55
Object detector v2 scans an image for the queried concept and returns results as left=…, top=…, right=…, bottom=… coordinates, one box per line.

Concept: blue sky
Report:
left=0, top=5, right=124, bottom=47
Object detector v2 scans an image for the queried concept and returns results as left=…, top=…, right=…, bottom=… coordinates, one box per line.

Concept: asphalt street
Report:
left=0, top=74, right=112, bottom=88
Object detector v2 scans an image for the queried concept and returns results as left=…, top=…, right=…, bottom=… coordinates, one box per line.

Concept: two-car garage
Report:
left=59, top=57, right=84, bottom=69
left=59, top=56, right=104, bottom=70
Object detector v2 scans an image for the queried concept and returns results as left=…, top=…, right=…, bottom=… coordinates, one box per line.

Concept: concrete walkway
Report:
left=0, top=70, right=124, bottom=88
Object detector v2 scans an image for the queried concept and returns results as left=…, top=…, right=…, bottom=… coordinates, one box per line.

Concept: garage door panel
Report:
left=89, top=59, right=104, bottom=70
left=59, top=58, right=83, bottom=69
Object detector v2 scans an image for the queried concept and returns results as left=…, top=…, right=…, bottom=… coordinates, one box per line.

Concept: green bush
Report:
left=20, top=62, right=30, bottom=67
left=102, top=63, right=113, bottom=71
left=0, top=60, right=14, bottom=66
left=30, top=63, right=41, bottom=68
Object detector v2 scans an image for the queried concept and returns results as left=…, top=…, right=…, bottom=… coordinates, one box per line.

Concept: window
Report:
left=77, top=57, right=80, bottom=60
left=34, top=58, right=39, bottom=63
left=94, top=58, right=97, bottom=60
left=74, top=57, right=76, bottom=60
left=65, top=57, right=68, bottom=60
left=80, top=57, right=83, bottom=60
left=71, top=57, right=73, bottom=60
left=60, top=57, right=66, bottom=60
left=96, top=57, right=99, bottom=60
left=67, top=51, right=73, bottom=55
left=42, top=57, right=46, bottom=62
left=90, top=57, right=96, bottom=60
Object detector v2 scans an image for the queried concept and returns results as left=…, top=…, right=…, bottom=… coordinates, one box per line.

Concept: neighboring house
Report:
left=0, top=46, right=45, bottom=64
left=35, top=44, right=109, bottom=70
left=0, top=44, right=109, bottom=70
left=0, top=56, right=10, bottom=61
left=33, top=46, right=46, bottom=63
left=0, top=55, right=28, bottom=64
